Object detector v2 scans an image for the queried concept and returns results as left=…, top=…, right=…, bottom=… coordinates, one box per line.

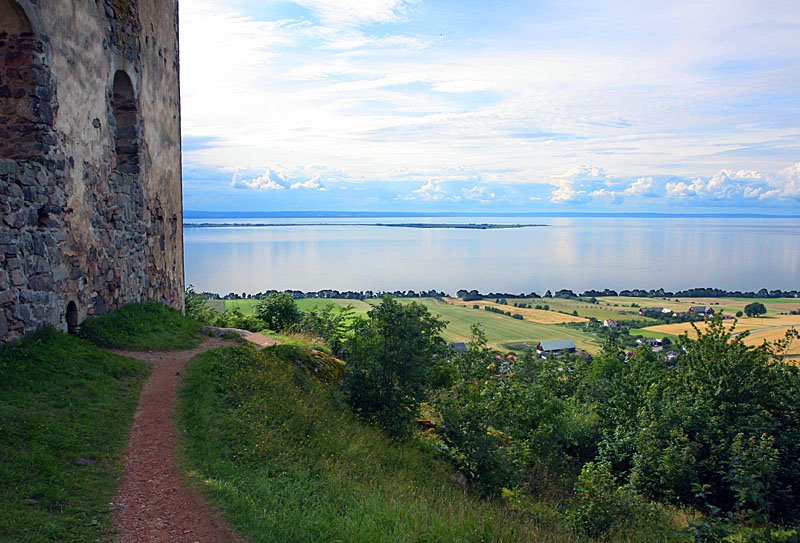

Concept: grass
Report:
left=0, top=327, right=150, bottom=542
left=79, top=302, right=203, bottom=350
left=394, top=298, right=602, bottom=354
left=178, top=343, right=591, bottom=543
left=445, top=298, right=588, bottom=324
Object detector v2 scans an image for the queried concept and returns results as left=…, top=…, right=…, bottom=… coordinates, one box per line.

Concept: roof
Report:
left=691, top=306, right=713, bottom=313
left=538, top=339, right=577, bottom=352
left=450, top=342, right=468, bottom=353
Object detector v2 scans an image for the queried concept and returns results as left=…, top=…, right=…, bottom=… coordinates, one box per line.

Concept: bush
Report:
left=254, top=292, right=301, bottom=331
left=343, top=296, right=446, bottom=438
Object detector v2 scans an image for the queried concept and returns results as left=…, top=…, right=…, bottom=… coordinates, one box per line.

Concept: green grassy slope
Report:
left=178, top=343, right=584, bottom=543
left=79, top=302, right=203, bottom=351
left=0, top=328, right=150, bottom=542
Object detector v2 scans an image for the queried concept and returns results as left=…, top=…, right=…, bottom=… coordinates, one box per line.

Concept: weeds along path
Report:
left=110, top=334, right=275, bottom=543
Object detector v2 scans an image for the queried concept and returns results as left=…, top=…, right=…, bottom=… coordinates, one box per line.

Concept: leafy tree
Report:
left=184, top=285, right=217, bottom=324
left=254, top=292, right=301, bottom=331
left=290, top=304, right=353, bottom=355
left=744, top=302, right=767, bottom=317
left=343, top=296, right=446, bottom=438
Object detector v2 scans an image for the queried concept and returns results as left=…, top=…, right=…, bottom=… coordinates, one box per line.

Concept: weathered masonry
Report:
left=0, top=0, right=184, bottom=341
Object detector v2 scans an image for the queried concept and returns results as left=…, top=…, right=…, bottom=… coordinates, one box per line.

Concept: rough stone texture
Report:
left=0, top=0, right=184, bottom=342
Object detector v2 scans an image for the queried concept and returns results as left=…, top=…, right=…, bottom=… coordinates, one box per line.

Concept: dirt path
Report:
left=112, top=334, right=275, bottom=542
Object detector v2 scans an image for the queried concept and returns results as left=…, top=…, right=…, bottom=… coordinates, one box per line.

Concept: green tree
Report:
left=254, top=292, right=301, bottom=331
left=343, top=296, right=446, bottom=438
left=744, top=302, right=767, bottom=317
left=184, top=285, right=217, bottom=324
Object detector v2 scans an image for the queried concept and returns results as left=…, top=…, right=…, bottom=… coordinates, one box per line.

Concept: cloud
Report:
left=290, top=177, right=326, bottom=190
left=410, top=179, right=449, bottom=201
left=665, top=169, right=764, bottom=200
left=550, top=165, right=606, bottom=203
left=231, top=169, right=288, bottom=191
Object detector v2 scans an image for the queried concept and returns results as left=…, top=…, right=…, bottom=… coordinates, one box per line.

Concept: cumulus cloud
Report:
left=410, top=179, right=449, bottom=201
left=231, top=168, right=328, bottom=191
left=230, top=168, right=288, bottom=191
left=665, top=169, right=764, bottom=200
left=290, top=177, right=325, bottom=190
left=550, top=165, right=606, bottom=203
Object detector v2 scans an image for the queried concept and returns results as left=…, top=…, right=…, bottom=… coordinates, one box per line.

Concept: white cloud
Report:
left=665, top=169, right=764, bottom=200
left=231, top=168, right=288, bottom=190
left=624, top=176, right=657, bottom=196
left=410, top=179, right=449, bottom=201
left=550, top=165, right=605, bottom=203
left=290, top=177, right=325, bottom=190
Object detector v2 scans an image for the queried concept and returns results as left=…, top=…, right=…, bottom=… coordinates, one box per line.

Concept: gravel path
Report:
left=111, top=335, right=276, bottom=543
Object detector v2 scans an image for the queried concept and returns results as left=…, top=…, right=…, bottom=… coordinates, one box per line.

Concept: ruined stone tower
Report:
left=0, top=0, right=184, bottom=341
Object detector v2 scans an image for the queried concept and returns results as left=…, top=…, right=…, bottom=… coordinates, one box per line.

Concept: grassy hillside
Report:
left=79, top=302, right=203, bottom=351
left=178, top=343, right=588, bottom=543
left=0, top=327, right=150, bottom=542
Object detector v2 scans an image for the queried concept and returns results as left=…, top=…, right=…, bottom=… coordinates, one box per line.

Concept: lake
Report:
left=183, top=216, right=800, bottom=295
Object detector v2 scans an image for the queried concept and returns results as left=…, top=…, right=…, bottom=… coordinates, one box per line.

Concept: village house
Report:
left=689, top=306, right=715, bottom=317
left=537, top=339, right=577, bottom=358
left=637, top=337, right=664, bottom=352
left=603, top=319, right=619, bottom=328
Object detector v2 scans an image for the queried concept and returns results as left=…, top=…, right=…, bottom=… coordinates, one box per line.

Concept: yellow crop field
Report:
left=742, top=328, right=800, bottom=356
left=443, top=298, right=588, bottom=324
left=642, top=315, right=800, bottom=337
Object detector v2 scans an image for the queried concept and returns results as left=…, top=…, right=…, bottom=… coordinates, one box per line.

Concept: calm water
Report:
left=183, top=217, right=800, bottom=295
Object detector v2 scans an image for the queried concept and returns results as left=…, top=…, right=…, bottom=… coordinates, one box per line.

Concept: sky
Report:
left=179, top=0, right=800, bottom=214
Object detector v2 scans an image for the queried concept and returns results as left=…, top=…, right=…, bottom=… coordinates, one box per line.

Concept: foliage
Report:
left=288, top=303, right=354, bottom=355
left=0, top=327, right=149, bottom=542
left=185, top=285, right=218, bottom=324
left=254, top=292, right=302, bottom=331
left=178, top=343, right=545, bottom=542
left=744, top=302, right=768, bottom=317
left=343, top=296, right=447, bottom=438
left=620, top=320, right=800, bottom=524
left=79, top=302, right=203, bottom=350
left=212, top=307, right=266, bottom=332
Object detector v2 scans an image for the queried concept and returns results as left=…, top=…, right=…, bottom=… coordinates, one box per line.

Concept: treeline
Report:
left=194, top=286, right=798, bottom=302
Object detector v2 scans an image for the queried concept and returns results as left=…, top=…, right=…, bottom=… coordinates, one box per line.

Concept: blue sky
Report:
left=179, top=0, right=800, bottom=213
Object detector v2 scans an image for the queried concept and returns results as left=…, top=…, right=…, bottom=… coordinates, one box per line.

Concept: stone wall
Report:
left=0, top=0, right=183, bottom=342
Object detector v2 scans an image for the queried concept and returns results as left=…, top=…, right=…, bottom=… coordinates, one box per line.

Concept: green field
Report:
left=597, top=296, right=798, bottom=316
left=513, top=297, right=652, bottom=322
left=219, top=297, right=601, bottom=353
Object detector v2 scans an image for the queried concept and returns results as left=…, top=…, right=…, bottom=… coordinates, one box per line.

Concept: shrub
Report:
left=254, top=292, right=301, bottom=331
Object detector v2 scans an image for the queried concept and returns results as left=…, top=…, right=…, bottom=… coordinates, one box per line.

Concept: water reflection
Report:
left=184, top=218, right=800, bottom=294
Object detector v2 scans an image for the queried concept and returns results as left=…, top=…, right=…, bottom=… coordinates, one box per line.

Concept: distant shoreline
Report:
left=184, top=222, right=548, bottom=230
left=184, top=210, right=800, bottom=220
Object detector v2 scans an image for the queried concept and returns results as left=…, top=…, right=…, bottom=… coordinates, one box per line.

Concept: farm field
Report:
left=393, top=298, right=602, bottom=353
left=221, top=297, right=601, bottom=353
left=517, top=297, right=648, bottom=321
left=641, top=314, right=800, bottom=337
left=598, top=296, right=798, bottom=317
left=443, top=297, right=588, bottom=324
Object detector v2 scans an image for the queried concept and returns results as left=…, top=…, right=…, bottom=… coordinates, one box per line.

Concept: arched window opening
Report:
left=0, top=0, right=43, bottom=160
left=66, top=301, right=79, bottom=336
left=0, top=0, right=32, bottom=35
left=112, top=70, right=139, bottom=175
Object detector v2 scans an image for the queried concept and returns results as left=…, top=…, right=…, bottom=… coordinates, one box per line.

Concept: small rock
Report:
left=71, top=457, right=98, bottom=467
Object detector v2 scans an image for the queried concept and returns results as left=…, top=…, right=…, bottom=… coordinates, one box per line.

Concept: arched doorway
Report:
left=66, top=301, right=79, bottom=335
